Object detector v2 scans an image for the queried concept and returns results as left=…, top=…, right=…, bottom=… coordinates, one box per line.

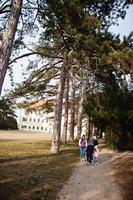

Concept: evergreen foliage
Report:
left=5, top=0, right=133, bottom=152
left=13, top=0, right=132, bottom=98
left=0, top=97, right=18, bottom=129
left=84, top=67, right=133, bottom=150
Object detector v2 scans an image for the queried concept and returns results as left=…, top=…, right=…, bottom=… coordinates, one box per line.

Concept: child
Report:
left=93, top=146, right=99, bottom=165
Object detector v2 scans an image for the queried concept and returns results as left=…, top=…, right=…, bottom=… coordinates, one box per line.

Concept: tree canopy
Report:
left=0, top=97, right=18, bottom=129
left=1, top=0, right=133, bottom=152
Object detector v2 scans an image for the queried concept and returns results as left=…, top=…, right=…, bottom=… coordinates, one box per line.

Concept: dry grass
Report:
left=114, top=156, right=133, bottom=200
left=0, top=130, right=52, bottom=141
left=0, top=140, right=79, bottom=200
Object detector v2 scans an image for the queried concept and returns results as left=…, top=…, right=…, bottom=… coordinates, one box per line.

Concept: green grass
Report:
left=0, top=140, right=79, bottom=200
left=114, top=156, right=133, bottom=200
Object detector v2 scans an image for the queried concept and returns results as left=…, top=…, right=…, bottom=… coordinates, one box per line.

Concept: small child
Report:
left=93, top=146, right=99, bottom=165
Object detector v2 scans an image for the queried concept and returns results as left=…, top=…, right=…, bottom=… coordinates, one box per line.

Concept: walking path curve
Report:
left=56, top=142, right=131, bottom=200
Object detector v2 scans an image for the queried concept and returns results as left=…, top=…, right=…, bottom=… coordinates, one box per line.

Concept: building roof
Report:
left=28, top=99, right=55, bottom=109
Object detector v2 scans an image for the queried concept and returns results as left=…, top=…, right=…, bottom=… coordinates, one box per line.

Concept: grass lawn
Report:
left=0, top=140, right=79, bottom=200
left=114, top=156, right=133, bottom=200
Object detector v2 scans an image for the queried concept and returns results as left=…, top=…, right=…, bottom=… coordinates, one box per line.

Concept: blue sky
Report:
left=109, top=6, right=133, bottom=38
left=2, top=6, right=133, bottom=95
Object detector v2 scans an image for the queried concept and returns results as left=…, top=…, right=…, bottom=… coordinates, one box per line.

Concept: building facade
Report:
left=19, top=109, right=54, bottom=134
left=18, top=100, right=88, bottom=137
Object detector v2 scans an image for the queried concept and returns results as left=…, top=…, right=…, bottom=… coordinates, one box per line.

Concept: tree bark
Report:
left=69, top=70, right=75, bottom=141
left=61, top=77, right=69, bottom=143
left=0, top=0, right=23, bottom=94
left=87, top=117, right=91, bottom=138
left=51, top=63, right=66, bottom=153
left=77, top=80, right=86, bottom=139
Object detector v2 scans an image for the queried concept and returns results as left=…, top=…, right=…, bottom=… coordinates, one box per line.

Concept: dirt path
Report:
left=56, top=144, right=128, bottom=200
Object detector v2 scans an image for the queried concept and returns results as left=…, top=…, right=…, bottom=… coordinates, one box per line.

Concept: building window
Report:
left=45, top=127, right=47, bottom=130
left=21, top=125, right=27, bottom=129
left=29, top=118, right=32, bottom=122
left=38, top=119, right=40, bottom=122
left=41, top=127, right=43, bottom=130
left=34, top=119, right=36, bottom=122
left=29, top=126, right=31, bottom=129
left=33, top=126, right=35, bottom=129
left=46, top=117, right=48, bottom=123
left=37, top=126, right=39, bottom=130
left=42, top=119, right=44, bottom=123
left=22, top=117, right=27, bottom=122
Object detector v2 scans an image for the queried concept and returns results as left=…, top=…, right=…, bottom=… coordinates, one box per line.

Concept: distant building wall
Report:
left=19, top=109, right=54, bottom=134
left=19, top=108, right=88, bottom=137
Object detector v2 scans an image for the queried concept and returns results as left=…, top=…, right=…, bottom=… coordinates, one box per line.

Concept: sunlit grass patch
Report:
left=114, top=156, right=133, bottom=200
left=0, top=140, right=79, bottom=200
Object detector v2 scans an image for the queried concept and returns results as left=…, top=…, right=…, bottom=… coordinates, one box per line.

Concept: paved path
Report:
left=56, top=146, right=127, bottom=200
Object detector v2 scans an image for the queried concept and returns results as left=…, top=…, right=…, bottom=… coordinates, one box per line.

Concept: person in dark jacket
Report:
left=92, top=135, right=98, bottom=147
left=86, top=141, right=94, bottom=164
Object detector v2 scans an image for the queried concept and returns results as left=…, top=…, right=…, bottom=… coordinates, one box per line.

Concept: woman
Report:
left=79, top=135, right=87, bottom=161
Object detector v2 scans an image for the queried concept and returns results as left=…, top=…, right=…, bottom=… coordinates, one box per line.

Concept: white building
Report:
left=19, top=99, right=88, bottom=137
left=18, top=100, right=54, bottom=134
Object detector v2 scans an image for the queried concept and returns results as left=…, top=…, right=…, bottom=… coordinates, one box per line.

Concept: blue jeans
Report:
left=80, top=147, right=86, bottom=160
left=93, top=156, right=98, bottom=163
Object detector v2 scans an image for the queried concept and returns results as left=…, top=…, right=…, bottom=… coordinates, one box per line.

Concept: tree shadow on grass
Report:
left=0, top=147, right=79, bottom=200
left=0, top=145, right=79, bottom=164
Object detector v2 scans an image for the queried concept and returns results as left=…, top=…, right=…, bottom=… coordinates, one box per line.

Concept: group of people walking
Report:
left=79, top=135, right=99, bottom=165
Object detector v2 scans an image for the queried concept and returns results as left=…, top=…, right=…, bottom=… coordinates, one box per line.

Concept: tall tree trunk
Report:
left=87, top=117, right=91, bottom=138
left=69, top=71, right=75, bottom=141
left=51, top=64, right=66, bottom=153
left=77, top=80, right=86, bottom=139
left=0, top=0, right=23, bottom=94
left=61, top=77, right=69, bottom=143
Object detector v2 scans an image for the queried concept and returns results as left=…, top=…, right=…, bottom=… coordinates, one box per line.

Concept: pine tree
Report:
left=8, top=0, right=132, bottom=153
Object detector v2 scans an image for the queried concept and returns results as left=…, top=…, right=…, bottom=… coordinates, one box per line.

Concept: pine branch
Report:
left=0, top=1, right=11, bottom=14
left=9, top=52, right=63, bottom=65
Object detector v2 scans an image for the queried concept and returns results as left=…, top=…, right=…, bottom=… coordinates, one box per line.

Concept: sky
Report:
left=109, top=6, right=133, bottom=38
left=1, top=6, right=133, bottom=102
